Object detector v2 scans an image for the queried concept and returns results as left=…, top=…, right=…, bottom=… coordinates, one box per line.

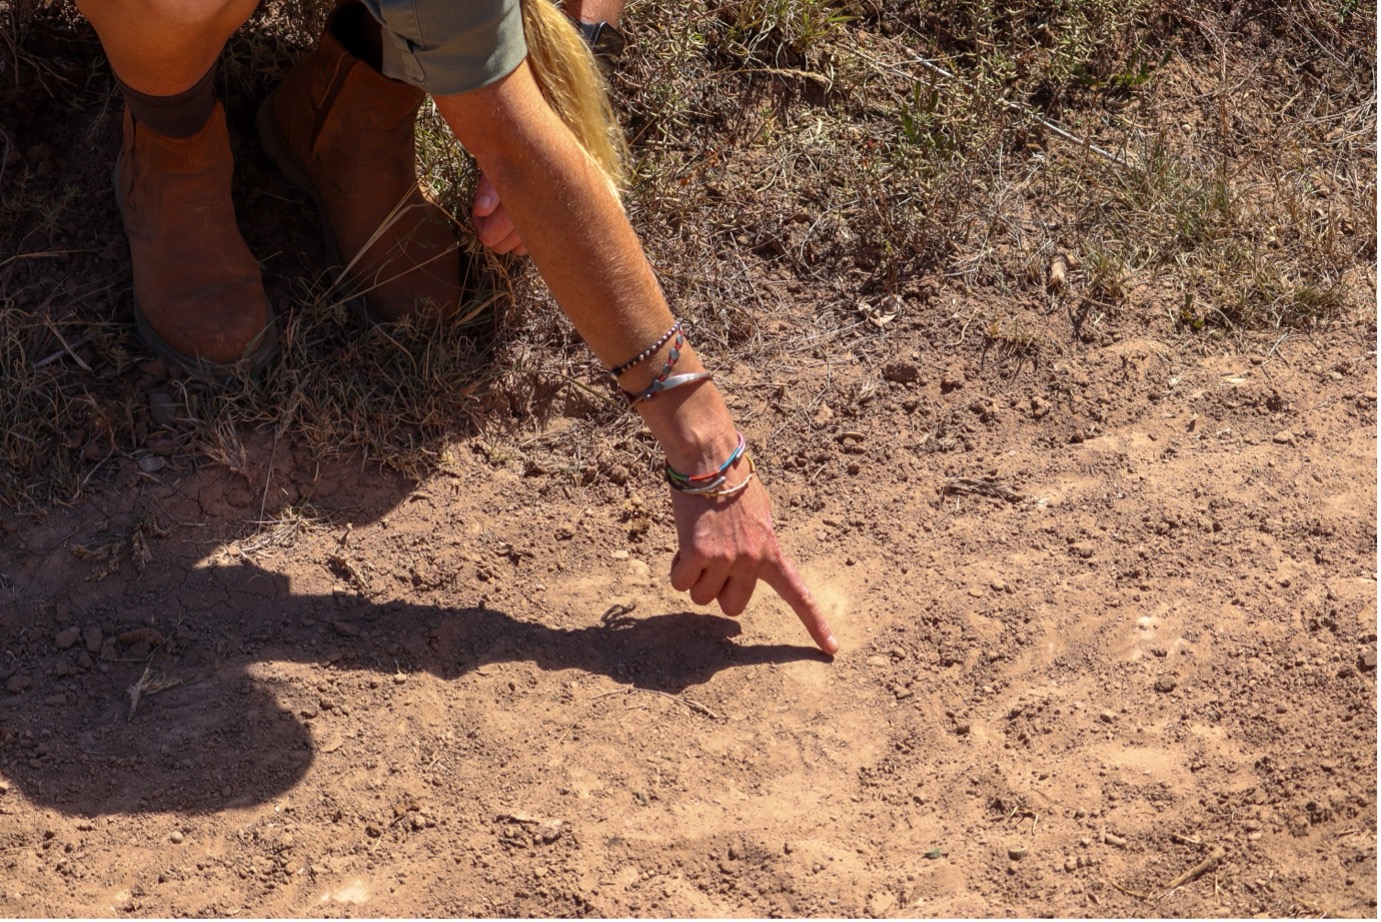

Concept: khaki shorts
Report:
left=359, top=0, right=528, bottom=96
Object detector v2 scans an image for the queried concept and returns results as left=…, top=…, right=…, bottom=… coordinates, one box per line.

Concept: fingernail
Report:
left=823, top=634, right=839, bottom=655
left=476, top=194, right=495, bottom=209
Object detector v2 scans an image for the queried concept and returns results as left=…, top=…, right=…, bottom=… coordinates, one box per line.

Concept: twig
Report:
left=1161, top=845, right=1226, bottom=893
left=942, top=475, right=1024, bottom=503
left=1108, top=880, right=1153, bottom=901
left=590, top=684, right=723, bottom=720
left=33, top=333, right=93, bottom=370
left=649, top=689, right=723, bottom=720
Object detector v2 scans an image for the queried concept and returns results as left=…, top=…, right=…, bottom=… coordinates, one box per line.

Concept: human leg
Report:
left=257, top=2, right=465, bottom=324
left=76, top=0, right=258, bottom=96
left=78, top=0, right=276, bottom=379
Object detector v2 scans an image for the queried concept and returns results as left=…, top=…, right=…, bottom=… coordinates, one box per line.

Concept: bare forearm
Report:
left=435, top=64, right=737, bottom=470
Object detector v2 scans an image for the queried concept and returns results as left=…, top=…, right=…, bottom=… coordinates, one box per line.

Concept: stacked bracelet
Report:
left=609, top=320, right=681, bottom=380
left=672, top=455, right=756, bottom=499
left=666, top=432, right=749, bottom=497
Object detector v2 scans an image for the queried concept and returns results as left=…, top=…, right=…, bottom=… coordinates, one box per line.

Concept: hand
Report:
left=668, top=473, right=840, bottom=655
left=471, top=174, right=528, bottom=255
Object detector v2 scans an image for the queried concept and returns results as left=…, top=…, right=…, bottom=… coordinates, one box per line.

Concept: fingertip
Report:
left=820, top=632, right=840, bottom=656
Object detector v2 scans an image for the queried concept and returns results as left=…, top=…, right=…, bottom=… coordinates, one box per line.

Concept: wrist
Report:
left=635, top=381, right=739, bottom=474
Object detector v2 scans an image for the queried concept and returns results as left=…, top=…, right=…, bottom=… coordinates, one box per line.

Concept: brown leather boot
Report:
left=116, top=103, right=277, bottom=380
left=257, top=18, right=465, bottom=325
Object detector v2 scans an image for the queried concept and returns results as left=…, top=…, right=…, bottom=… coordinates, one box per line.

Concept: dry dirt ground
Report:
left=1, top=314, right=1377, bottom=917
left=1, top=4, right=1378, bottom=920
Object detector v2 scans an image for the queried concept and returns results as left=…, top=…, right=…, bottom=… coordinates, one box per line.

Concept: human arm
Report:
left=434, top=61, right=839, bottom=654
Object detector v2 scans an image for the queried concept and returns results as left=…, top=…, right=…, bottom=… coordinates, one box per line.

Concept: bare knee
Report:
left=118, top=0, right=250, bottom=25
left=78, top=0, right=256, bottom=34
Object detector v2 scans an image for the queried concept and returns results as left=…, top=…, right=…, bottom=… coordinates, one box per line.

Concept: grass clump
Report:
left=0, top=0, right=1374, bottom=514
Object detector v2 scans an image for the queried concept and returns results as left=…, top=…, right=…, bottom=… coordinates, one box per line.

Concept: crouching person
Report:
left=81, top=0, right=841, bottom=651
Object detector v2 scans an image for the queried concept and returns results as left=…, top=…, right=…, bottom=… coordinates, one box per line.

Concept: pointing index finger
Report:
left=761, top=554, right=839, bottom=655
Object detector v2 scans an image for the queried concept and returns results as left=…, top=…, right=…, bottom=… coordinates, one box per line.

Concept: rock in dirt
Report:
left=84, top=626, right=103, bottom=655
left=1360, top=650, right=1377, bottom=672
left=55, top=627, right=80, bottom=649
left=170, top=831, right=184, bottom=844
left=119, top=628, right=165, bottom=648
left=882, top=362, right=920, bottom=384
left=6, top=675, right=33, bottom=694
left=1008, top=845, right=1028, bottom=861
left=1272, top=429, right=1296, bottom=445
left=1155, top=676, right=1178, bottom=693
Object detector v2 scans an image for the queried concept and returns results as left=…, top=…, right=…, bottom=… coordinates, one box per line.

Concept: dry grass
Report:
left=0, top=0, right=1374, bottom=513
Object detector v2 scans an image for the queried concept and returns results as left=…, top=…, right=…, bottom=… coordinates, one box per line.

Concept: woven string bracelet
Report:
left=665, top=432, right=746, bottom=493
left=609, top=319, right=681, bottom=380
left=670, top=455, right=756, bottom=499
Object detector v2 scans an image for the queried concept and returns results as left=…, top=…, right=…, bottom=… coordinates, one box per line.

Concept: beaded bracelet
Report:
left=625, top=371, right=713, bottom=404
left=609, top=319, right=681, bottom=380
left=665, top=432, right=746, bottom=493
left=671, top=455, right=756, bottom=500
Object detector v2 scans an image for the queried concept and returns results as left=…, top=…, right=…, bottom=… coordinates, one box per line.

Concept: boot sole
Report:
left=134, top=300, right=279, bottom=386
left=114, top=155, right=279, bottom=385
left=256, top=94, right=377, bottom=326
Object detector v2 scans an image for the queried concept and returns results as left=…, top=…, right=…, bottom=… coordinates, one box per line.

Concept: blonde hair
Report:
left=519, top=0, right=629, bottom=196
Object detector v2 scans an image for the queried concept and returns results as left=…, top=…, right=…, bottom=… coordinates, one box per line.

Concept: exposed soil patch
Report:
left=0, top=0, right=1376, bottom=917
left=2, top=322, right=1376, bottom=917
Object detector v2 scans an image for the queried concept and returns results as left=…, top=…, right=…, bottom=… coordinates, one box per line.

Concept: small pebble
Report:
left=55, top=627, right=81, bottom=649
left=1008, top=845, right=1027, bottom=861
left=169, top=831, right=183, bottom=844
left=1154, top=676, right=1177, bottom=693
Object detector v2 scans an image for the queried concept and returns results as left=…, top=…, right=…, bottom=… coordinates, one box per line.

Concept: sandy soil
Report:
left=0, top=5, right=1376, bottom=916
left=1, top=306, right=1376, bottom=916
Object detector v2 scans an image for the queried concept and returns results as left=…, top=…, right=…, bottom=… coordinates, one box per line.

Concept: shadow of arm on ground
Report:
left=0, top=562, right=826, bottom=816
